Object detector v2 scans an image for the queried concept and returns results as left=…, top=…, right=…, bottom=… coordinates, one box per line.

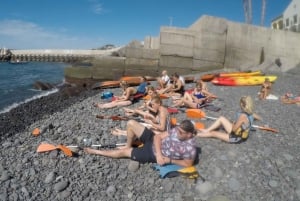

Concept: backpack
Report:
left=101, top=91, right=113, bottom=99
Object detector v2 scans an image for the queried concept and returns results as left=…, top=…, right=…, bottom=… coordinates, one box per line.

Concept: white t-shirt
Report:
left=162, top=75, right=170, bottom=85
left=179, top=76, right=185, bottom=86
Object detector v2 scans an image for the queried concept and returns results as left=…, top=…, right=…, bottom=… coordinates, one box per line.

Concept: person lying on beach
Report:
left=171, top=81, right=216, bottom=108
left=93, top=77, right=147, bottom=109
left=158, top=73, right=185, bottom=98
left=112, top=96, right=171, bottom=136
left=157, top=70, right=170, bottom=89
left=280, top=93, right=300, bottom=104
left=259, top=78, right=272, bottom=100
left=84, top=119, right=197, bottom=167
left=197, top=96, right=261, bottom=143
left=125, top=86, right=158, bottom=114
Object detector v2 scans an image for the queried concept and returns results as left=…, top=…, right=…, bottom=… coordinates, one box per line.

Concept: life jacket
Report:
left=232, top=112, right=253, bottom=140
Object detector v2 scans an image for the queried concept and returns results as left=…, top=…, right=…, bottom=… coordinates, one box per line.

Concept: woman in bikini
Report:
left=172, top=81, right=216, bottom=109
left=94, top=77, right=147, bottom=109
left=112, top=96, right=171, bottom=136
left=259, top=78, right=272, bottom=100
left=197, top=96, right=261, bottom=143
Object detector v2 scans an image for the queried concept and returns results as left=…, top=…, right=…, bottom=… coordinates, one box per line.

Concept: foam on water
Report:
left=0, top=62, right=67, bottom=113
left=0, top=88, right=59, bottom=114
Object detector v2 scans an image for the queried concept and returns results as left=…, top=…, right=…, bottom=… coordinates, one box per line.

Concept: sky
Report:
left=0, top=0, right=291, bottom=50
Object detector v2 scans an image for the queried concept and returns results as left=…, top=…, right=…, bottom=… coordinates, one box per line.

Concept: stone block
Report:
left=91, top=56, right=125, bottom=67
left=64, top=67, right=92, bottom=79
left=193, top=48, right=225, bottom=63
left=160, top=27, right=195, bottom=47
left=125, top=47, right=159, bottom=59
left=192, top=59, right=223, bottom=71
left=189, top=15, right=228, bottom=34
left=160, top=44, right=193, bottom=57
left=125, top=58, right=159, bottom=67
left=159, top=55, right=193, bottom=69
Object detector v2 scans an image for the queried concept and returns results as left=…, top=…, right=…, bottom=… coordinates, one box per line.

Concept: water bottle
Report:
left=82, top=138, right=92, bottom=147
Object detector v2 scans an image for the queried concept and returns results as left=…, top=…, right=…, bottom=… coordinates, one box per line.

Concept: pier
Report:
left=0, top=48, right=122, bottom=62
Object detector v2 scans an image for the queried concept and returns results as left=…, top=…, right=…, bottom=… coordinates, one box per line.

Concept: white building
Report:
left=271, top=0, right=300, bottom=32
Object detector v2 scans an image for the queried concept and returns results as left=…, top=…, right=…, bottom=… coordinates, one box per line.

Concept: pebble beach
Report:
left=0, top=68, right=300, bottom=201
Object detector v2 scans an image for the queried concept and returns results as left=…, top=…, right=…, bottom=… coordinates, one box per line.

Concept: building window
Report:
left=294, top=15, right=298, bottom=24
left=286, top=18, right=289, bottom=27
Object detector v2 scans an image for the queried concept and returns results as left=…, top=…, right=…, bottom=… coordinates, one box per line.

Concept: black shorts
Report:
left=131, top=127, right=156, bottom=163
left=229, top=132, right=245, bottom=144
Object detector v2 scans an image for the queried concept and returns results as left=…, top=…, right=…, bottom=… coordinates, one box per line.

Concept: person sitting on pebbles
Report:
left=197, top=96, right=261, bottom=143
left=93, top=77, right=147, bottom=109
left=157, top=70, right=170, bottom=90
left=259, top=78, right=272, bottom=100
left=280, top=93, right=300, bottom=104
left=112, top=96, right=171, bottom=136
left=158, top=73, right=185, bottom=98
left=84, top=119, right=197, bottom=167
left=123, top=86, right=158, bottom=116
left=171, top=81, right=217, bottom=108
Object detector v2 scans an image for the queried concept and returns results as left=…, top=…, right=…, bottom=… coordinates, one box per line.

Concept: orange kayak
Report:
left=92, top=80, right=120, bottom=89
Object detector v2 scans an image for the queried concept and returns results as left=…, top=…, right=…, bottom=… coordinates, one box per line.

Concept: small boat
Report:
left=211, top=75, right=277, bottom=86
left=9, top=60, right=29, bottom=64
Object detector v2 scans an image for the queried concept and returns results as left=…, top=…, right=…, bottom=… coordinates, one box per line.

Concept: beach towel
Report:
left=153, top=164, right=200, bottom=179
left=266, top=94, right=279, bottom=100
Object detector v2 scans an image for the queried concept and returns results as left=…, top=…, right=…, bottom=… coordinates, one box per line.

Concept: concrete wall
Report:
left=144, top=36, right=160, bottom=49
left=63, top=14, right=300, bottom=84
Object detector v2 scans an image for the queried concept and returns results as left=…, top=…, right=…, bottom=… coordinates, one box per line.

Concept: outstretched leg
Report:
left=201, top=116, right=232, bottom=134
left=84, top=147, right=133, bottom=158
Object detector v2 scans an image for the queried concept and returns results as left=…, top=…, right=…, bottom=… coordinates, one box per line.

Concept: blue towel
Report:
left=153, top=164, right=183, bottom=178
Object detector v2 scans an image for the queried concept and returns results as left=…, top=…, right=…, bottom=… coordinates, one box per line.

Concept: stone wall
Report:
left=64, top=15, right=300, bottom=85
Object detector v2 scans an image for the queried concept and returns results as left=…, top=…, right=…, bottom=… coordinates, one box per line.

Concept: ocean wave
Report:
left=0, top=88, right=59, bottom=114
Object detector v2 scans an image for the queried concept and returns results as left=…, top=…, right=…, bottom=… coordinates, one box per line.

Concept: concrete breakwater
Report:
left=7, top=48, right=122, bottom=63
left=63, top=15, right=300, bottom=87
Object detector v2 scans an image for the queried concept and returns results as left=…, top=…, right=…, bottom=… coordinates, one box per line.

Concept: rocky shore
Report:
left=0, top=68, right=300, bottom=201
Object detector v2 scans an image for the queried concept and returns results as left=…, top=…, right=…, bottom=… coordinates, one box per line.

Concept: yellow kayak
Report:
left=212, top=75, right=277, bottom=86
left=219, top=70, right=263, bottom=77
left=201, top=70, right=263, bottom=82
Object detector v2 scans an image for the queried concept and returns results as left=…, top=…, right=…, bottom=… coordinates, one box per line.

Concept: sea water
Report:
left=0, top=62, right=68, bottom=113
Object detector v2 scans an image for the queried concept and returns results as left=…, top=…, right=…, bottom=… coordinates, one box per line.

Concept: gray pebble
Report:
left=196, top=181, right=213, bottom=194
left=54, top=181, right=69, bottom=192
left=128, top=160, right=140, bottom=172
left=228, top=178, right=240, bottom=191
left=45, top=171, right=56, bottom=184
left=269, top=180, right=278, bottom=187
left=0, top=171, right=10, bottom=182
left=106, top=185, right=116, bottom=197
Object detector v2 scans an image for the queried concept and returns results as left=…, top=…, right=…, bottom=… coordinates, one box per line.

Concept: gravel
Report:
left=0, top=68, right=299, bottom=201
